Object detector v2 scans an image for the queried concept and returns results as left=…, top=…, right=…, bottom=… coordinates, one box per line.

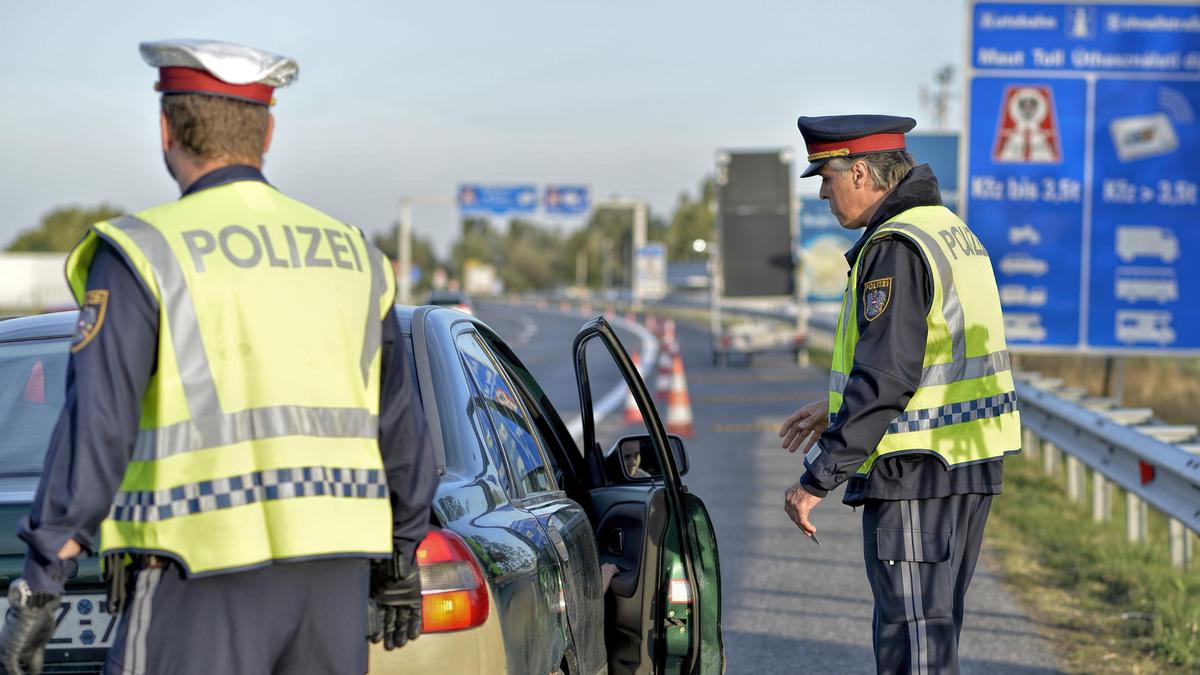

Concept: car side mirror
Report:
left=611, top=434, right=689, bottom=481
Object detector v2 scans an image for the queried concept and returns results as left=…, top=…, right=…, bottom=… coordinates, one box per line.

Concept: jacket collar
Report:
left=844, top=164, right=943, bottom=265
left=181, top=165, right=269, bottom=198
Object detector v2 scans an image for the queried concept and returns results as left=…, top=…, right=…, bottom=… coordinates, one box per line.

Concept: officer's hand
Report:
left=784, top=480, right=822, bottom=537
left=370, top=557, right=422, bottom=651
left=779, top=399, right=830, bottom=454
left=0, top=597, right=60, bottom=675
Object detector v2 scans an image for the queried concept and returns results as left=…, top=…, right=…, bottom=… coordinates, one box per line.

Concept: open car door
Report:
left=573, top=317, right=724, bottom=675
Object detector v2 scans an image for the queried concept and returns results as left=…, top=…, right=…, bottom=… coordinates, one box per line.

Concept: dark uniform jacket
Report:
left=800, top=164, right=1004, bottom=505
left=19, top=166, right=438, bottom=594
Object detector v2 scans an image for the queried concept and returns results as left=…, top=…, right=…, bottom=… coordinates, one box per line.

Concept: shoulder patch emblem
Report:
left=863, top=277, right=892, bottom=321
left=71, top=289, right=109, bottom=352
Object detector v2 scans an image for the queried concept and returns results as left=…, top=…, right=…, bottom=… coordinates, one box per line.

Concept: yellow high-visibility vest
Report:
left=66, top=179, right=395, bottom=576
left=829, top=205, right=1021, bottom=476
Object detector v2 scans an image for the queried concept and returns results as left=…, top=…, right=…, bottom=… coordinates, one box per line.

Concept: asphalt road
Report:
left=477, top=300, right=1062, bottom=674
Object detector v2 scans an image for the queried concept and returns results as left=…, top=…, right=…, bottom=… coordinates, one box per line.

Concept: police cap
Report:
left=795, top=114, right=917, bottom=178
left=140, top=39, right=299, bottom=107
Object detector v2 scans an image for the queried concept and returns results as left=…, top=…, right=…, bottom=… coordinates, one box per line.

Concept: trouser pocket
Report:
left=865, top=500, right=957, bottom=675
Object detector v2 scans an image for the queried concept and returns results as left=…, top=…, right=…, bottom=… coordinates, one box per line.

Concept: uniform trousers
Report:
left=861, top=494, right=992, bottom=675
left=103, top=557, right=370, bottom=675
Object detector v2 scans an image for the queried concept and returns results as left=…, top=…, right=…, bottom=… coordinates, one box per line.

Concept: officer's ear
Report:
left=849, top=159, right=872, bottom=191
left=160, top=109, right=172, bottom=152
left=263, top=113, right=275, bottom=155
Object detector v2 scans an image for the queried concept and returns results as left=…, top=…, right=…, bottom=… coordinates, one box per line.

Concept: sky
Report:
left=0, top=1, right=966, bottom=257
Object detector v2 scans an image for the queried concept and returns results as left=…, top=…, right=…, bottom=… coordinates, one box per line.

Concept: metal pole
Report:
left=1023, top=427, right=1040, bottom=458
left=397, top=199, right=413, bottom=305
left=1042, top=440, right=1059, bottom=476
left=1091, top=469, right=1111, bottom=522
left=1169, top=519, right=1192, bottom=570
left=1125, top=490, right=1146, bottom=543
left=631, top=202, right=647, bottom=311
left=1066, top=454, right=1083, bottom=502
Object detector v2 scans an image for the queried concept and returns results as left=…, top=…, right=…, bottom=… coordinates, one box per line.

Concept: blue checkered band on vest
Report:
left=108, top=466, right=388, bottom=522
left=886, top=391, right=1019, bottom=435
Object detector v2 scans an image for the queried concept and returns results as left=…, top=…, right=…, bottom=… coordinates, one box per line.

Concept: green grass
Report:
left=987, top=453, right=1200, bottom=672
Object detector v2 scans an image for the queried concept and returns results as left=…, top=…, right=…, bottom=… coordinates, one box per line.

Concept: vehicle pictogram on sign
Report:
left=992, top=85, right=1063, bottom=164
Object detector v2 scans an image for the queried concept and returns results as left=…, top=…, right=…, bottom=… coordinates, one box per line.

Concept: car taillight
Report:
left=719, top=335, right=732, bottom=347
left=417, top=529, right=489, bottom=632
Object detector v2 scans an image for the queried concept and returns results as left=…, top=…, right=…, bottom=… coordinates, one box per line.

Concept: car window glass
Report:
left=0, top=339, right=70, bottom=477
left=483, top=343, right=568, bottom=487
left=452, top=338, right=513, bottom=493
left=456, top=333, right=555, bottom=495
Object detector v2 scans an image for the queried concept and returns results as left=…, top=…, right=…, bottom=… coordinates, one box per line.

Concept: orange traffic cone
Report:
left=23, top=361, right=44, bottom=403
left=624, top=311, right=636, bottom=324
left=662, top=319, right=678, bottom=354
left=604, top=306, right=615, bottom=321
left=624, top=351, right=644, bottom=425
left=655, top=342, right=673, bottom=401
left=560, top=300, right=571, bottom=313
left=665, top=353, right=695, bottom=437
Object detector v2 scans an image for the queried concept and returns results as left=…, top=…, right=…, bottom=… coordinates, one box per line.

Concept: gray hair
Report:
left=826, top=150, right=915, bottom=192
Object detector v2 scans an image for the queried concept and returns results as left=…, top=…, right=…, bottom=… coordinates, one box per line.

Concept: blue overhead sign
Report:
left=907, top=133, right=960, bottom=213
left=543, top=185, right=591, bottom=215
left=966, top=2, right=1200, bottom=353
left=457, top=184, right=538, bottom=215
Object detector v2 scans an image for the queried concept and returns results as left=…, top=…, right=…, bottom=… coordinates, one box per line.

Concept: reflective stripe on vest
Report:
left=827, top=206, right=1021, bottom=475
left=71, top=188, right=395, bottom=574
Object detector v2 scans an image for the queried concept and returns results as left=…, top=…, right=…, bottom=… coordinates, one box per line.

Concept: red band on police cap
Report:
left=157, top=67, right=274, bottom=106
left=806, top=133, right=906, bottom=161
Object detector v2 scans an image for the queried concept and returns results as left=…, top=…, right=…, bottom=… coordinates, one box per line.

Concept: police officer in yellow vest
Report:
left=779, top=115, right=1021, bottom=675
left=0, top=40, right=437, bottom=674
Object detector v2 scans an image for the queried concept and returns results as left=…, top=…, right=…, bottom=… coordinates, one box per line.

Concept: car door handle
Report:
left=547, top=526, right=570, bottom=563
left=607, top=529, right=624, bottom=555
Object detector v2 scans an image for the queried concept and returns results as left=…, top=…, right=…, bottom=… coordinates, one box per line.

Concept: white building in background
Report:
left=0, top=253, right=74, bottom=312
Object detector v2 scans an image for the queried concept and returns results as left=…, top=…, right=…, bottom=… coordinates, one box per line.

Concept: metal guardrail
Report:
left=1015, top=373, right=1199, bottom=569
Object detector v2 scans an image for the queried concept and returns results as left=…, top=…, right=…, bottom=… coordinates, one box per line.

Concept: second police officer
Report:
left=779, top=115, right=1022, bottom=675
left=0, top=39, right=438, bottom=675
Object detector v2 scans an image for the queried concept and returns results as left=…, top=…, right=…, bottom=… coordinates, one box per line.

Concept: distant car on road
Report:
left=0, top=309, right=724, bottom=675
left=426, top=290, right=475, bottom=315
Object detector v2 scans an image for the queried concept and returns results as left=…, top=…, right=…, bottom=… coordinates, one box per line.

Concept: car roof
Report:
left=0, top=308, right=428, bottom=342
left=0, top=311, right=77, bottom=342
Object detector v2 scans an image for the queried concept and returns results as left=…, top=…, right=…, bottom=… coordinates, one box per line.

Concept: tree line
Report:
left=5, top=178, right=715, bottom=295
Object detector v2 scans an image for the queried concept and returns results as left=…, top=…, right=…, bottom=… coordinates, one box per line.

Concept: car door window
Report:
left=0, top=339, right=70, bottom=477
left=456, top=333, right=556, bottom=496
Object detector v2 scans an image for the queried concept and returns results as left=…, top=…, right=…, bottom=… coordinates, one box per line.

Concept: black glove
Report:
left=0, top=595, right=60, bottom=675
left=369, top=552, right=422, bottom=651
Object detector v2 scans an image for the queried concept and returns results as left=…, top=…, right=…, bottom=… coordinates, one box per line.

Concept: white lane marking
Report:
left=514, top=314, right=538, bottom=346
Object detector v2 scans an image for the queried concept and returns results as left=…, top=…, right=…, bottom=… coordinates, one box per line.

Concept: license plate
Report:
left=0, top=593, right=118, bottom=650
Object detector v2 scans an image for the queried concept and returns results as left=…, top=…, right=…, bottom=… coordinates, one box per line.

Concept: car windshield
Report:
left=0, top=338, right=69, bottom=477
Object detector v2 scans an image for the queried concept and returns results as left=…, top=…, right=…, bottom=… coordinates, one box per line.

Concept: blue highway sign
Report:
left=543, top=185, right=591, bottom=215
left=907, top=133, right=960, bottom=213
left=798, top=197, right=860, bottom=308
left=457, top=184, right=538, bottom=215
left=966, top=2, right=1200, bottom=353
